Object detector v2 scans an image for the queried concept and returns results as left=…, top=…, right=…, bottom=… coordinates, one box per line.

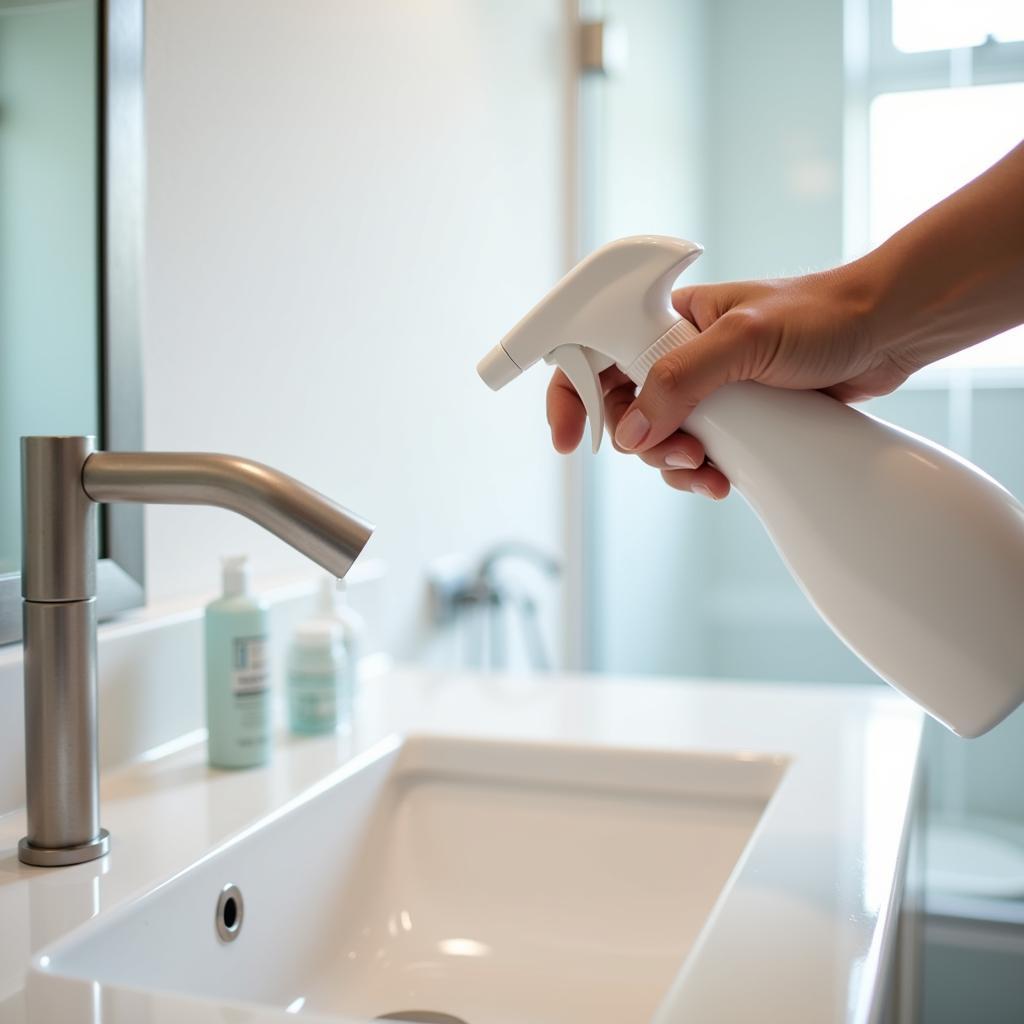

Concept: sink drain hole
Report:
left=216, top=883, right=244, bottom=942
left=375, top=1014, right=468, bottom=1024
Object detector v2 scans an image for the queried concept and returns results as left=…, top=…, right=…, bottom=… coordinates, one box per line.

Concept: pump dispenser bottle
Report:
left=205, top=555, right=271, bottom=768
left=287, top=621, right=348, bottom=735
left=478, top=235, right=1024, bottom=737
left=315, top=576, right=366, bottom=688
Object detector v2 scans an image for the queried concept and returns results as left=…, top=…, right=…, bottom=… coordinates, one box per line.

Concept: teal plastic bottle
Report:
left=315, top=576, right=366, bottom=702
left=204, top=556, right=271, bottom=768
left=287, top=620, right=349, bottom=735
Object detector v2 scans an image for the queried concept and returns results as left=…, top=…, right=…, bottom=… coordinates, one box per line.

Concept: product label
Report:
left=289, top=672, right=337, bottom=727
left=232, top=636, right=269, bottom=696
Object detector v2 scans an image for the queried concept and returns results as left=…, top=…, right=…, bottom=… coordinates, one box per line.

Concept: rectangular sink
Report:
left=31, top=734, right=787, bottom=1024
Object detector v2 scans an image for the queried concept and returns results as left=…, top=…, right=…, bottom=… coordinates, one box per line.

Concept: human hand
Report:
left=548, top=141, right=1024, bottom=497
left=547, top=264, right=918, bottom=499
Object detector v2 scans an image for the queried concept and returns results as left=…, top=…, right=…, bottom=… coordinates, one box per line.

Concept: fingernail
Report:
left=615, top=408, right=650, bottom=450
left=665, top=452, right=698, bottom=469
left=692, top=483, right=716, bottom=500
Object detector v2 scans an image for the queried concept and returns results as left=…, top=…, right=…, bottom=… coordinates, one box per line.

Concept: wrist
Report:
left=820, top=255, right=891, bottom=357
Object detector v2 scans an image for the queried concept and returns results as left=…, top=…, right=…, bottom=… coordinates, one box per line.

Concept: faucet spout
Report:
left=18, top=436, right=374, bottom=867
left=83, top=452, right=372, bottom=579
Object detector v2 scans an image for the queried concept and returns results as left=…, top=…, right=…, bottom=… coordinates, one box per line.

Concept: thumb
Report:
left=613, top=314, right=746, bottom=451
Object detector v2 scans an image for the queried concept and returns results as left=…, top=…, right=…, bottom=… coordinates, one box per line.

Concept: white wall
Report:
left=142, top=0, right=571, bottom=660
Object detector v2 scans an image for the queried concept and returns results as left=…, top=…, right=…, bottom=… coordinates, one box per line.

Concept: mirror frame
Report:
left=0, top=0, right=145, bottom=645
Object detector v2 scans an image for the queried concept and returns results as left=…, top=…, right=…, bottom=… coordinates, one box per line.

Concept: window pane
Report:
left=869, top=82, right=1024, bottom=368
left=893, top=0, right=1024, bottom=53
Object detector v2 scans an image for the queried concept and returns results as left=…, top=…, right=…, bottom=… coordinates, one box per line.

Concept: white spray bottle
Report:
left=478, top=236, right=1024, bottom=737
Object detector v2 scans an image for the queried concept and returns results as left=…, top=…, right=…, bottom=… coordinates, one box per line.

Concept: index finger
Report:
left=546, top=366, right=633, bottom=453
left=546, top=369, right=586, bottom=453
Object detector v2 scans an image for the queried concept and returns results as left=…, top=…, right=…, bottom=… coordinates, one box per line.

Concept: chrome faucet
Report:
left=18, top=436, right=373, bottom=867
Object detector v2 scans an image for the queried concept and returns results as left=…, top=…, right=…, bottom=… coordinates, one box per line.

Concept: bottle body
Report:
left=205, top=594, right=271, bottom=768
left=316, top=577, right=366, bottom=707
left=287, top=622, right=351, bottom=735
left=478, top=232, right=1024, bottom=738
left=686, top=382, right=1024, bottom=737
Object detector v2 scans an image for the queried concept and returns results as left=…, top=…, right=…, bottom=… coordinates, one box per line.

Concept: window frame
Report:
left=842, top=0, right=1024, bottom=381
left=870, top=0, right=1024, bottom=94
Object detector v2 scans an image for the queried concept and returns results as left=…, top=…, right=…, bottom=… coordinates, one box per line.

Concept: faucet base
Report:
left=18, top=828, right=110, bottom=868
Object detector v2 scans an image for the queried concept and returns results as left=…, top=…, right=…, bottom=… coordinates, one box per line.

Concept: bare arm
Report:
left=856, top=139, right=1024, bottom=374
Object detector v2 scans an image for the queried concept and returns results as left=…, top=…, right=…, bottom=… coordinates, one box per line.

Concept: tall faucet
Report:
left=18, top=436, right=373, bottom=867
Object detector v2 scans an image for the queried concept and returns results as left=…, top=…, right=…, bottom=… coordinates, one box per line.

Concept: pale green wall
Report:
left=704, top=0, right=845, bottom=281
left=588, top=0, right=713, bottom=675
left=691, top=0, right=857, bottom=684
left=0, top=1, right=100, bottom=573
left=591, top=0, right=851, bottom=680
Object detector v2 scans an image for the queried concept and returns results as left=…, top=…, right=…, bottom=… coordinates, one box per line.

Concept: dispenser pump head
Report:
left=221, top=555, right=252, bottom=598
left=477, top=235, right=703, bottom=451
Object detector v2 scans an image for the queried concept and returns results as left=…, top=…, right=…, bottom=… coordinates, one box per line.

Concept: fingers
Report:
left=636, top=433, right=707, bottom=471
left=671, top=281, right=752, bottom=329
left=606, top=374, right=728, bottom=497
left=549, top=363, right=731, bottom=499
left=604, top=382, right=707, bottom=470
left=822, top=382, right=874, bottom=404
left=670, top=285, right=722, bottom=329
left=546, top=369, right=587, bottom=453
left=613, top=312, right=754, bottom=452
left=547, top=366, right=633, bottom=453
left=602, top=376, right=635, bottom=435
left=661, top=464, right=731, bottom=500
left=823, top=362, right=909, bottom=404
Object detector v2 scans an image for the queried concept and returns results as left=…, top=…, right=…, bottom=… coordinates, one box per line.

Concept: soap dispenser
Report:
left=315, top=576, right=366, bottom=690
left=204, top=555, right=271, bottom=768
left=478, top=235, right=1024, bottom=737
left=287, top=620, right=349, bottom=735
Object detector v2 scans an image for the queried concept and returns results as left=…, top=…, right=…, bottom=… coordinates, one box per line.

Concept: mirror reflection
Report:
left=0, top=0, right=101, bottom=574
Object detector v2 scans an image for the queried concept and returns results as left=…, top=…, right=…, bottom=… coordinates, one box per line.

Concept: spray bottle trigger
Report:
left=546, top=344, right=610, bottom=453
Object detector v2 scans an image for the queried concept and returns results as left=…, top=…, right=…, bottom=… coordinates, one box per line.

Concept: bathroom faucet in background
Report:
left=429, top=541, right=560, bottom=671
left=18, top=436, right=373, bottom=868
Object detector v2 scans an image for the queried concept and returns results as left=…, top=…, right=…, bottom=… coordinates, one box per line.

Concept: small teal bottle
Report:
left=204, top=556, right=271, bottom=768
left=287, top=621, right=350, bottom=735
left=316, top=576, right=366, bottom=704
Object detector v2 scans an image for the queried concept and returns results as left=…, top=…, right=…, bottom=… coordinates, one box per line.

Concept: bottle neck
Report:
left=222, top=559, right=251, bottom=598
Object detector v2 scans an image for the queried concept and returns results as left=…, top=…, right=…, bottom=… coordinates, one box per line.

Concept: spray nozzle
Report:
left=477, top=235, right=703, bottom=451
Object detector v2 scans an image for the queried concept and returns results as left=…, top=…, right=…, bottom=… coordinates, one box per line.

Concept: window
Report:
left=854, top=0, right=1024, bottom=369
left=892, top=0, right=1024, bottom=53
left=869, top=82, right=1024, bottom=368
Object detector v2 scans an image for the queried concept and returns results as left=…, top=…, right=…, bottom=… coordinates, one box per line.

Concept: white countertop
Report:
left=0, top=667, right=923, bottom=1023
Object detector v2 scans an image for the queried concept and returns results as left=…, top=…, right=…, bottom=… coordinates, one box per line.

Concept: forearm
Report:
left=852, top=139, right=1024, bottom=363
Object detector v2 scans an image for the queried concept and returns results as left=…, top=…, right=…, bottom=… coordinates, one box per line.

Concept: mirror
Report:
left=0, top=0, right=144, bottom=644
left=0, top=0, right=101, bottom=574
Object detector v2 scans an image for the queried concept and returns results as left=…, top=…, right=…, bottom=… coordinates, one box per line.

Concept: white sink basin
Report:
left=30, top=734, right=787, bottom=1024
